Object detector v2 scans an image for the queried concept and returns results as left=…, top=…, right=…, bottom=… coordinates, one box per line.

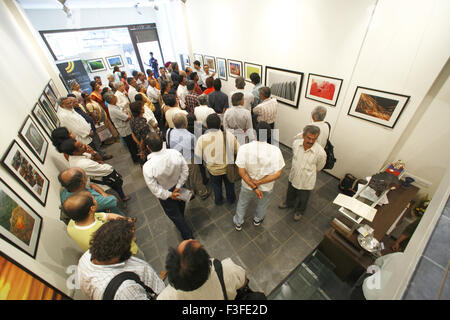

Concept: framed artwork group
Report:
left=0, top=79, right=60, bottom=259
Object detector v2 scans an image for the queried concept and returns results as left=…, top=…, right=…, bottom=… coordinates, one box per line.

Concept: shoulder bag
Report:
left=222, top=131, right=240, bottom=183
left=323, top=122, right=337, bottom=170
left=102, top=271, right=157, bottom=300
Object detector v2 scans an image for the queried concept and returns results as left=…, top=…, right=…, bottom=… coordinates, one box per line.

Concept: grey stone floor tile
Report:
left=268, top=219, right=295, bottom=244
left=226, top=228, right=252, bottom=252
left=248, top=259, right=284, bottom=296
left=148, top=216, right=172, bottom=239
left=205, top=236, right=236, bottom=261
left=253, top=231, right=281, bottom=257
left=310, top=212, right=334, bottom=234
left=215, top=213, right=236, bottom=236
left=196, top=222, right=222, bottom=247
left=236, top=241, right=266, bottom=272
left=404, top=256, right=445, bottom=300
left=189, top=208, right=213, bottom=231
left=134, top=224, right=153, bottom=246
left=139, top=241, right=159, bottom=263
left=423, top=215, right=450, bottom=268
left=154, top=230, right=182, bottom=259
left=148, top=256, right=165, bottom=275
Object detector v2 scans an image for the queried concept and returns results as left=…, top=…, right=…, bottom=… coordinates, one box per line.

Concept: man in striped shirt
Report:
left=279, top=125, right=326, bottom=221
left=253, top=87, right=278, bottom=129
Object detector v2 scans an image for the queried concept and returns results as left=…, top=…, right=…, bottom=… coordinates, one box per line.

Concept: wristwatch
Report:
left=252, top=186, right=258, bottom=190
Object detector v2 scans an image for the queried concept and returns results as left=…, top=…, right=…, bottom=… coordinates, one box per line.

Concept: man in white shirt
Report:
left=78, top=219, right=165, bottom=300
left=127, top=78, right=139, bottom=103
left=294, top=106, right=330, bottom=149
left=232, top=122, right=285, bottom=231
left=279, top=125, right=326, bottom=221
left=157, top=239, right=246, bottom=300
left=136, top=72, right=149, bottom=90
left=146, top=79, right=160, bottom=105
left=142, top=132, right=193, bottom=240
left=57, top=97, right=93, bottom=145
left=194, top=94, right=215, bottom=127
left=114, top=82, right=130, bottom=112
left=176, top=73, right=188, bottom=110
left=193, top=60, right=206, bottom=90
left=200, top=64, right=216, bottom=87
left=105, top=94, right=140, bottom=163
left=229, top=76, right=254, bottom=112
left=253, top=87, right=278, bottom=129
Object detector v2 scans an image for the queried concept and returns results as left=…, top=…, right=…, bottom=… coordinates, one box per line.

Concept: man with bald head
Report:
left=64, top=191, right=136, bottom=252
left=59, top=167, right=124, bottom=215
left=157, top=239, right=247, bottom=300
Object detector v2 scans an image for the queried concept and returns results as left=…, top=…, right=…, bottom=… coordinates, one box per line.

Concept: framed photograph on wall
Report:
left=48, top=79, right=62, bottom=99
left=39, top=93, right=59, bottom=128
left=305, top=73, right=343, bottom=106
left=244, top=62, right=263, bottom=83
left=44, top=85, right=58, bottom=111
left=193, top=53, right=203, bottom=67
left=1, top=141, right=50, bottom=206
left=105, top=55, right=124, bottom=69
left=216, top=57, right=227, bottom=81
left=183, top=54, right=190, bottom=68
left=32, top=103, right=55, bottom=138
left=227, top=59, right=243, bottom=78
left=0, top=252, right=69, bottom=299
left=348, top=86, right=410, bottom=128
left=0, top=178, right=42, bottom=259
left=86, top=58, right=107, bottom=73
left=19, top=116, right=48, bottom=164
left=265, top=66, right=304, bottom=108
left=204, top=55, right=216, bottom=72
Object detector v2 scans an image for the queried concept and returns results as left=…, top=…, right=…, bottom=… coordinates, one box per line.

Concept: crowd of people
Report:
left=53, top=60, right=331, bottom=300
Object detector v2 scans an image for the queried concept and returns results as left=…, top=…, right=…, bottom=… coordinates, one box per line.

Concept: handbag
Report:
left=222, top=131, right=240, bottom=183
left=91, top=169, right=123, bottom=190
left=102, top=271, right=157, bottom=300
left=213, top=259, right=267, bottom=300
left=323, top=122, right=336, bottom=170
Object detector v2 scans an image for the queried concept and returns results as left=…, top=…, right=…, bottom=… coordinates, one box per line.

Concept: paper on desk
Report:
left=333, top=193, right=377, bottom=222
left=357, top=176, right=389, bottom=205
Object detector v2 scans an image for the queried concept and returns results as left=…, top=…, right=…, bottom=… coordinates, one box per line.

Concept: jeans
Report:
left=233, top=187, right=273, bottom=226
left=159, top=197, right=193, bottom=240
left=209, top=173, right=235, bottom=205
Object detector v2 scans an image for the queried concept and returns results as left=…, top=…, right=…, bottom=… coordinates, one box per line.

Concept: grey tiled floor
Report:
left=103, top=140, right=341, bottom=295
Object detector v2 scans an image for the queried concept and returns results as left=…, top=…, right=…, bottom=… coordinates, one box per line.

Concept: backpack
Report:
left=323, top=122, right=336, bottom=170
left=338, top=174, right=367, bottom=197
left=102, top=271, right=157, bottom=300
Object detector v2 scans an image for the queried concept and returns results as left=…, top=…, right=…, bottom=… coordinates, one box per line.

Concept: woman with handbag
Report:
left=194, top=113, right=239, bottom=206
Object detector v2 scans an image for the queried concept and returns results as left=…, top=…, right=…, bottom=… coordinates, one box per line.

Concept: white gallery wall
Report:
left=0, top=1, right=85, bottom=298
left=185, top=0, right=450, bottom=197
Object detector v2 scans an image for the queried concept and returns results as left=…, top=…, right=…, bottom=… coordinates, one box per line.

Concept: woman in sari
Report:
left=84, top=90, right=119, bottom=141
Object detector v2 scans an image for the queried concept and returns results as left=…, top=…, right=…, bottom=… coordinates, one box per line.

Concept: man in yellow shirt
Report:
left=64, top=191, right=138, bottom=254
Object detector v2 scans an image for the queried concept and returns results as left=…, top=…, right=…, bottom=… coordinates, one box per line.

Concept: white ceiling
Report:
left=17, top=0, right=166, bottom=9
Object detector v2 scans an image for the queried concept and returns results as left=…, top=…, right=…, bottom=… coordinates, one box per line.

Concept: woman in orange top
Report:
left=146, top=69, right=160, bottom=90
left=203, top=76, right=215, bottom=95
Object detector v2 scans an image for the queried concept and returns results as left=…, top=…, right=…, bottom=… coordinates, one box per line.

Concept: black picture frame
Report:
left=1, top=140, right=50, bottom=207
left=31, top=103, right=56, bottom=139
left=105, top=55, right=124, bottom=69
left=48, top=79, right=63, bottom=99
left=44, top=85, right=58, bottom=112
left=244, top=62, right=263, bottom=83
left=305, top=73, right=343, bottom=107
left=193, top=53, right=204, bottom=67
left=347, top=86, right=410, bottom=129
left=39, top=93, right=59, bottom=128
left=0, top=177, right=43, bottom=258
left=216, top=57, right=227, bottom=81
left=227, top=59, right=243, bottom=79
left=204, top=55, right=216, bottom=72
left=18, top=116, right=49, bottom=164
left=265, top=66, right=304, bottom=108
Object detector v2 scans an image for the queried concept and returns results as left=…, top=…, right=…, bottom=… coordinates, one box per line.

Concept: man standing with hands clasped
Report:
left=233, top=122, right=285, bottom=231
left=279, top=125, right=326, bottom=221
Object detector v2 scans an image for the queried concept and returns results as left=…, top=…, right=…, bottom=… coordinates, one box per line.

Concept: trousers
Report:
left=233, top=187, right=273, bottom=226
left=285, top=181, right=311, bottom=213
left=159, top=196, right=193, bottom=240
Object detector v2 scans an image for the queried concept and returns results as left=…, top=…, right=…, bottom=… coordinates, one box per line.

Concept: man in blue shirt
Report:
left=166, top=112, right=210, bottom=200
left=59, top=167, right=124, bottom=215
left=149, top=52, right=159, bottom=78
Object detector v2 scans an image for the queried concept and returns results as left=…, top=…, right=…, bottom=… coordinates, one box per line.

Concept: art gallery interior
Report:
left=0, top=0, right=449, bottom=301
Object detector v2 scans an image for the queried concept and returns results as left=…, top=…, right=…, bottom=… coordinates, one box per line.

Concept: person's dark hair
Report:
left=104, top=93, right=116, bottom=104
left=168, top=87, right=177, bottom=95
left=231, top=92, right=244, bottom=106
left=205, top=77, right=214, bottom=89
left=146, top=69, right=152, bottom=76
left=101, top=87, right=110, bottom=99
left=90, top=80, right=97, bottom=91
left=134, top=93, right=143, bottom=102
left=120, top=71, right=127, bottom=79
left=162, top=93, right=177, bottom=107
left=130, top=101, right=143, bottom=118
left=58, top=169, right=84, bottom=192
left=186, top=80, right=195, bottom=91
left=67, top=93, right=76, bottom=99
left=144, top=132, right=163, bottom=152
left=165, top=242, right=211, bottom=291
left=213, top=78, right=222, bottom=91
left=62, top=191, right=94, bottom=222
left=160, top=80, right=172, bottom=94
left=113, top=66, right=120, bottom=73
left=250, top=72, right=261, bottom=85
left=256, top=121, right=272, bottom=144
left=206, top=113, right=221, bottom=130
left=132, top=70, right=138, bottom=77
left=90, top=219, right=134, bottom=263
left=81, top=92, right=90, bottom=103
left=193, top=60, right=201, bottom=67
left=59, top=138, right=77, bottom=155
left=190, top=72, right=197, bottom=81
left=127, top=77, right=134, bottom=85
left=51, top=127, right=70, bottom=151
left=258, top=86, right=271, bottom=99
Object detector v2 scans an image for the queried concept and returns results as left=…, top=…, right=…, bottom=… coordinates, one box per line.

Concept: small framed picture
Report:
left=39, top=93, right=59, bottom=127
left=216, top=57, right=227, bottom=81
left=265, top=66, right=304, bottom=108
left=32, top=103, right=56, bottom=138
left=193, top=53, right=204, bottom=67
left=305, top=73, right=343, bottom=106
left=105, top=55, right=124, bottom=69
left=204, top=55, right=216, bottom=72
left=44, top=85, right=58, bottom=111
left=348, top=86, right=410, bottom=128
left=1, top=140, right=50, bottom=206
left=183, top=54, right=190, bottom=68
left=0, top=178, right=43, bottom=258
left=86, top=58, right=107, bottom=73
left=48, top=79, right=63, bottom=99
left=227, top=59, right=243, bottom=78
left=244, top=62, right=263, bottom=83
left=18, top=116, right=48, bottom=164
